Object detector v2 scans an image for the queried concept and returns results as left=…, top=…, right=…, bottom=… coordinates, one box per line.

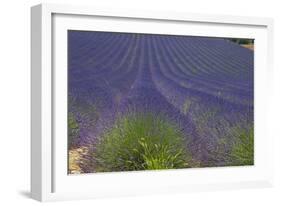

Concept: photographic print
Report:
left=67, top=31, right=254, bottom=174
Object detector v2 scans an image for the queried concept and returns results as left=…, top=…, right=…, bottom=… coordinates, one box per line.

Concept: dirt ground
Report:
left=241, top=44, right=254, bottom=50
left=68, top=146, right=89, bottom=174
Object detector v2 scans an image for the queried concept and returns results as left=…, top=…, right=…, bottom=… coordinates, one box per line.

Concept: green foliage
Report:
left=68, top=112, right=80, bottom=148
left=228, top=38, right=254, bottom=45
left=230, top=127, right=254, bottom=165
left=69, top=95, right=99, bottom=126
left=94, top=113, right=193, bottom=172
left=210, top=125, right=254, bottom=166
left=138, top=137, right=189, bottom=170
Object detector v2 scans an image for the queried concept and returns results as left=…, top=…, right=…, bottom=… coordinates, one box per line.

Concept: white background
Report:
left=0, top=0, right=280, bottom=205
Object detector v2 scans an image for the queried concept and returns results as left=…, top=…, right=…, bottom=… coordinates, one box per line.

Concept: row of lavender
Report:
left=68, top=31, right=253, bottom=167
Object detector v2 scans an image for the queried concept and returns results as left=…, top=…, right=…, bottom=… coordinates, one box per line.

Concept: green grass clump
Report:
left=68, top=112, right=80, bottom=148
left=94, top=113, right=193, bottom=172
left=230, top=127, right=254, bottom=165
left=210, top=125, right=254, bottom=166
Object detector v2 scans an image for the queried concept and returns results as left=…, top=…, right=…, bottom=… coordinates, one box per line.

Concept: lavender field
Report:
left=67, top=31, right=254, bottom=174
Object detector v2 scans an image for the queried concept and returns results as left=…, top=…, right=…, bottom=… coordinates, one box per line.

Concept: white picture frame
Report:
left=31, top=3, right=274, bottom=202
